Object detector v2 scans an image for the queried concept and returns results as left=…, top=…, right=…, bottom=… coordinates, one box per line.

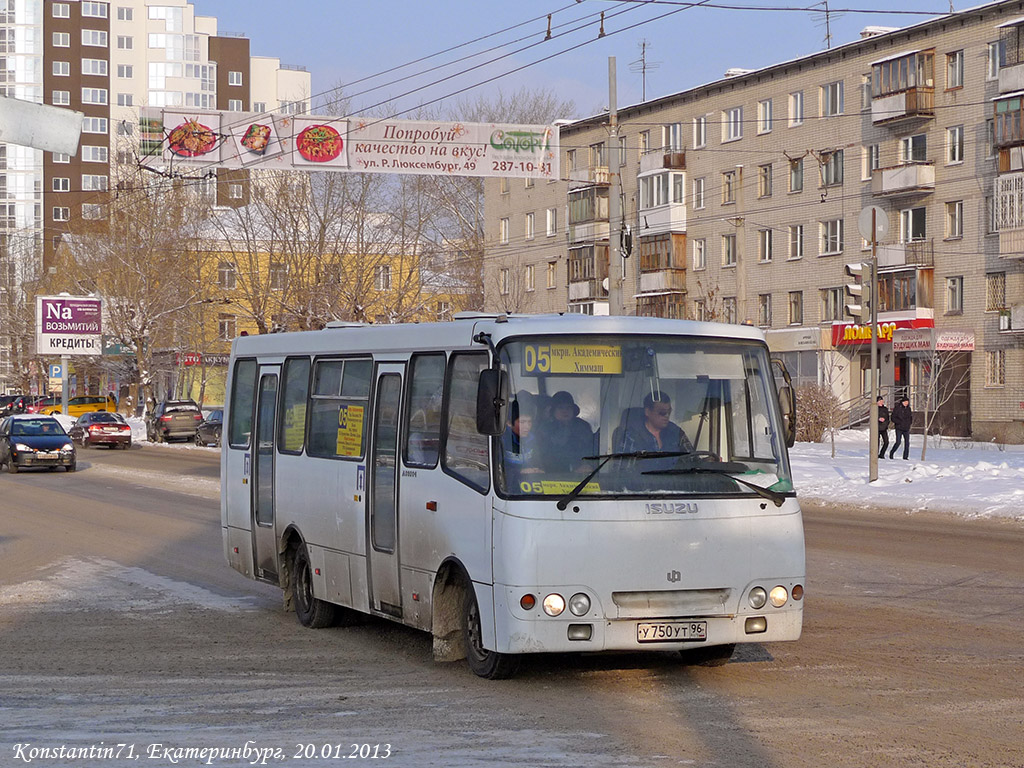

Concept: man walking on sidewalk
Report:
left=890, top=395, right=913, bottom=460
left=876, top=396, right=890, bottom=459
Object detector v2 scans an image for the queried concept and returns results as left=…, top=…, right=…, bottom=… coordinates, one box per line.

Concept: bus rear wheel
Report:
left=292, top=543, right=337, bottom=628
left=681, top=643, right=735, bottom=667
left=463, top=586, right=520, bottom=679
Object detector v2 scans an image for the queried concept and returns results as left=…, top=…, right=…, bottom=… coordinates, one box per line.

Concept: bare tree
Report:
left=918, top=350, right=972, bottom=461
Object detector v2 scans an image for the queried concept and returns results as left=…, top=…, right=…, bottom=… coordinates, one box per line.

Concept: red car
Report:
left=68, top=411, right=132, bottom=449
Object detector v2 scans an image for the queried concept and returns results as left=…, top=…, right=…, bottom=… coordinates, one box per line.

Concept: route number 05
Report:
left=523, top=344, right=550, bottom=373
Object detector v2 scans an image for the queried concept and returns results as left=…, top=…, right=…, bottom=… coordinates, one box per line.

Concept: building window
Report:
left=722, top=234, right=737, bottom=267
left=373, top=264, right=389, bottom=292
left=53, top=153, right=70, bottom=164
left=82, top=145, right=108, bottom=163
left=757, top=164, right=772, bottom=198
left=945, top=276, right=963, bottom=314
left=693, top=116, right=706, bottom=148
left=590, top=141, right=606, bottom=167
left=117, top=93, right=133, bottom=106
left=53, top=3, right=70, bottom=18
left=228, top=99, right=243, bottom=111
left=525, top=212, right=535, bottom=240
left=693, top=238, right=706, bottom=270
left=81, top=88, right=108, bottom=105
left=52, top=178, right=70, bottom=192
left=499, top=268, right=510, bottom=296
left=499, top=177, right=509, bottom=195
left=693, top=177, right=705, bottom=209
left=758, top=294, right=772, bottom=327
left=217, top=261, right=237, bottom=290
left=946, top=125, right=964, bottom=164
left=524, top=176, right=534, bottom=190
left=821, top=80, right=844, bottom=116
left=900, top=207, right=926, bottom=242
left=788, top=224, right=804, bottom=259
left=228, top=183, right=243, bottom=200
left=272, top=262, right=288, bottom=290
left=52, top=90, right=70, bottom=106
left=81, top=29, right=108, bottom=47
left=723, top=106, right=743, bottom=142
left=565, top=148, right=576, bottom=171
left=82, top=117, right=107, bottom=134
left=218, top=314, right=236, bottom=341
left=899, top=134, right=927, bottom=164
left=82, top=2, right=109, bottom=18
left=117, top=64, right=133, bottom=79
left=546, top=207, right=557, bottom=237
left=986, top=272, right=1005, bottom=311
left=546, top=262, right=556, bottom=289
left=757, top=99, right=772, bottom=133
left=82, top=58, right=108, bottom=76
left=821, top=219, right=844, bottom=255
left=81, top=203, right=107, bottom=221
left=986, top=350, right=1005, bottom=386
left=662, top=123, right=682, bottom=152
left=52, top=61, right=70, bottom=77
left=525, top=264, right=535, bottom=292
left=82, top=174, right=108, bottom=191
left=788, top=291, right=803, bottom=325
left=722, top=297, right=737, bottom=324
left=821, top=287, right=843, bottom=321
left=117, top=7, right=133, bottom=21
left=638, top=130, right=650, bottom=159
left=228, top=70, right=243, bottom=87
left=722, top=170, right=737, bottom=204
left=789, top=158, right=803, bottom=193
left=821, top=150, right=844, bottom=186
left=52, top=32, right=70, bottom=47
left=499, top=217, right=509, bottom=245
left=988, top=40, right=1006, bottom=80
left=861, top=73, right=872, bottom=110
left=758, top=229, right=773, bottom=262
left=117, top=36, right=133, bottom=50
left=618, top=135, right=627, bottom=166
left=945, top=201, right=963, bottom=239
left=946, top=50, right=964, bottom=88
left=789, top=91, right=804, bottom=126
left=863, top=144, right=880, bottom=180
left=52, top=206, right=70, bottom=222
left=253, top=101, right=266, bottom=113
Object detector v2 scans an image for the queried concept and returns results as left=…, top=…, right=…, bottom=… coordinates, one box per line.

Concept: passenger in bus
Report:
left=502, top=399, right=541, bottom=488
left=535, top=391, right=594, bottom=474
left=616, top=391, right=695, bottom=459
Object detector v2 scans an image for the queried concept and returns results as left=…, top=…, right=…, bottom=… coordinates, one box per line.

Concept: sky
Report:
left=196, top=0, right=968, bottom=121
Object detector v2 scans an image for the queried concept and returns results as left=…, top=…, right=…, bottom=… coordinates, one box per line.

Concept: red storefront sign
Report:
left=831, top=318, right=933, bottom=346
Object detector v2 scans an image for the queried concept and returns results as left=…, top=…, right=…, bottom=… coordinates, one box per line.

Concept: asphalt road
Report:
left=1, top=444, right=1022, bottom=768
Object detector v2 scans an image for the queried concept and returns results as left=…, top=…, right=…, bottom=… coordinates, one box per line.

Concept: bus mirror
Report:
left=771, top=358, right=796, bottom=448
left=476, top=368, right=509, bottom=436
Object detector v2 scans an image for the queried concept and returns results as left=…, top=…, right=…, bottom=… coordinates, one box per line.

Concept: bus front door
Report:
left=368, top=364, right=404, bottom=617
left=252, top=368, right=280, bottom=582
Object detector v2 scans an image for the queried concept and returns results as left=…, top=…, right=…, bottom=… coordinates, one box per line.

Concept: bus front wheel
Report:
left=463, top=586, right=520, bottom=679
left=292, top=543, right=337, bottom=629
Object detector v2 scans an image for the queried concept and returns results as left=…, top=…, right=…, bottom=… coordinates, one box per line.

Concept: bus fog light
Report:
left=519, top=594, right=536, bottom=611
left=748, top=587, right=767, bottom=609
left=568, top=593, right=590, bottom=616
left=745, top=617, right=767, bottom=634
left=567, top=624, right=592, bottom=641
left=769, top=586, right=788, bottom=607
left=542, top=593, right=565, bottom=616
left=792, top=584, right=804, bottom=601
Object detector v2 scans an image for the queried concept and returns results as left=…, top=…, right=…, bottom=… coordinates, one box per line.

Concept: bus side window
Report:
left=308, top=358, right=372, bottom=460
left=403, top=353, right=445, bottom=468
left=278, top=357, right=311, bottom=454
left=228, top=358, right=258, bottom=449
left=442, top=353, right=490, bottom=492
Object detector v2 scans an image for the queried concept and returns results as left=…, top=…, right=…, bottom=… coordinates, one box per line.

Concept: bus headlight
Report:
left=542, top=593, right=565, bottom=616
left=769, top=586, right=789, bottom=608
left=748, top=587, right=767, bottom=609
left=568, top=593, right=591, bottom=616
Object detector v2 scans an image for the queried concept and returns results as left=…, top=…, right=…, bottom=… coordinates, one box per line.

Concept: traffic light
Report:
left=844, top=262, right=871, bottom=323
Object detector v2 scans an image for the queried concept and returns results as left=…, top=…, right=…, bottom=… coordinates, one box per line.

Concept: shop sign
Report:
left=832, top=318, right=932, bottom=346
left=935, top=331, right=975, bottom=351
left=892, top=328, right=933, bottom=352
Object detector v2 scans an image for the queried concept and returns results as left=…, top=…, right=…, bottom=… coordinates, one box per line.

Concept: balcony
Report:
left=871, top=162, right=935, bottom=197
left=998, top=305, right=1024, bottom=333
left=638, top=203, right=686, bottom=236
left=639, top=269, right=686, bottom=294
left=568, top=165, right=610, bottom=186
left=639, top=149, right=686, bottom=174
left=568, top=278, right=607, bottom=301
left=871, top=87, right=935, bottom=125
left=999, top=226, right=1024, bottom=259
left=877, top=239, right=934, bottom=269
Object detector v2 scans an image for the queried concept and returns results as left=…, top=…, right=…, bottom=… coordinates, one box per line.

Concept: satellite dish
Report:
left=602, top=277, right=609, bottom=291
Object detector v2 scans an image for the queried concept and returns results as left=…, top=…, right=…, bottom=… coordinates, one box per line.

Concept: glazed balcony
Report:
left=871, top=162, right=935, bottom=197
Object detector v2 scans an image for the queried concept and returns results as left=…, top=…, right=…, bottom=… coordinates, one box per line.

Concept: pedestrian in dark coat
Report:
left=889, top=395, right=913, bottom=460
left=876, top=396, right=890, bottom=459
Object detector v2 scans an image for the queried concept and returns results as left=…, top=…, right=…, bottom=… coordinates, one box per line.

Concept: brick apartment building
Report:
left=484, top=0, right=1024, bottom=442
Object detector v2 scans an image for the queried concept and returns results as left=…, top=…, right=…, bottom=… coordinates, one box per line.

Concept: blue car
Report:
left=0, top=414, right=77, bottom=473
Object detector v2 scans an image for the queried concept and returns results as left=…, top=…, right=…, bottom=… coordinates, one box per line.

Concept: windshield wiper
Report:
left=555, top=451, right=690, bottom=510
left=643, top=463, right=788, bottom=508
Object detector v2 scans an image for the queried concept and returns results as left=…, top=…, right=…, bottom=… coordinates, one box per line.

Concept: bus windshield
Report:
left=495, top=334, right=793, bottom=500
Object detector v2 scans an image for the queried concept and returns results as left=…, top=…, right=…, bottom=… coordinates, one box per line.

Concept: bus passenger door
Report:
left=252, top=367, right=280, bottom=582
left=368, top=363, right=404, bottom=617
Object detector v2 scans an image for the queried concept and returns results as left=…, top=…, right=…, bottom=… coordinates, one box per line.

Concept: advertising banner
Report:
left=141, top=109, right=559, bottom=181
left=35, top=295, right=102, bottom=356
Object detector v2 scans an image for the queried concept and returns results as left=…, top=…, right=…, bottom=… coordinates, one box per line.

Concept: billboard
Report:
left=140, top=109, right=559, bottom=181
left=36, top=295, right=102, bottom=356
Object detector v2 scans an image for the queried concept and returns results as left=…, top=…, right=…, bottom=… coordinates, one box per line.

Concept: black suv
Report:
left=146, top=400, right=203, bottom=443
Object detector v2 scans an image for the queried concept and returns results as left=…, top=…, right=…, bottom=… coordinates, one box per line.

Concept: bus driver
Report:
left=617, top=391, right=695, bottom=455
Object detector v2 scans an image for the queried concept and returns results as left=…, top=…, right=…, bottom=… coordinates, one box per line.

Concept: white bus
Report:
left=221, top=314, right=804, bottom=678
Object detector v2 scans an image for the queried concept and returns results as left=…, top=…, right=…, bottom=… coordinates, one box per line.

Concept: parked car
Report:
left=0, top=394, right=27, bottom=416
left=194, top=408, right=223, bottom=447
left=69, top=411, right=132, bottom=449
left=25, top=395, right=59, bottom=413
left=146, top=400, right=203, bottom=443
left=41, top=394, right=117, bottom=418
left=0, top=414, right=76, bottom=473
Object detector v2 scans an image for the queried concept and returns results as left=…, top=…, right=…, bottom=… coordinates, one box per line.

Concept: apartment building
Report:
left=484, top=0, right=1024, bottom=443
left=0, top=0, right=310, bottom=390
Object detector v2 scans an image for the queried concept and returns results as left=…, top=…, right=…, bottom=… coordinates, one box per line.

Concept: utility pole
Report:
left=608, top=56, right=622, bottom=316
left=868, top=208, right=879, bottom=483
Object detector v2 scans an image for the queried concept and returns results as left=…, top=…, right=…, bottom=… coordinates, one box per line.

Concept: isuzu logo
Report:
left=645, top=502, right=699, bottom=515
left=667, top=570, right=682, bottom=583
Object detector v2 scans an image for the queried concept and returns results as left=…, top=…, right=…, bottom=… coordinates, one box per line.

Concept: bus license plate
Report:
left=637, top=621, right=707, bottom=643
